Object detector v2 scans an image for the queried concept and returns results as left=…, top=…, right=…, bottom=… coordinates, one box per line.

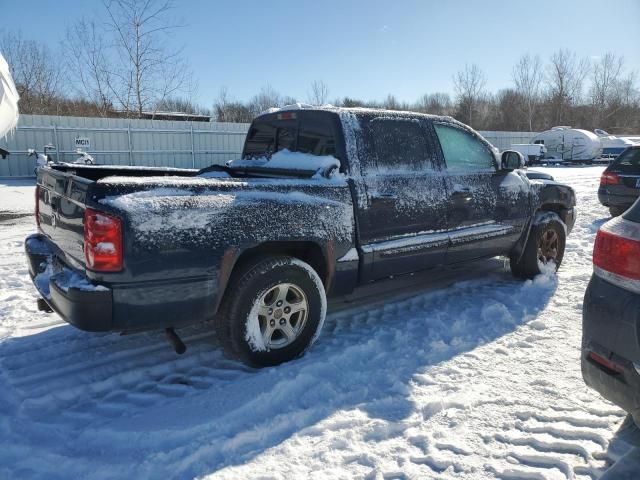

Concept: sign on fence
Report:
left=74, top=137, right=91, bottom=149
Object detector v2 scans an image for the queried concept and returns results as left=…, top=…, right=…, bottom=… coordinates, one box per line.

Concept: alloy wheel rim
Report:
left=537, top=228, right=559, bottom=264
left=254, top=283, right=308, bottom=349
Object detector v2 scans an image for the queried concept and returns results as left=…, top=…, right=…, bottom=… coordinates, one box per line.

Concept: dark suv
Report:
left=599, top=146, right=640, bottom=216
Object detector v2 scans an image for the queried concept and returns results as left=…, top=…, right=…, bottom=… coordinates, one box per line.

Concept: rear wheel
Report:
left=215, top=256, right=326, bottom=367
left=510, top=213, right=566, bottom=279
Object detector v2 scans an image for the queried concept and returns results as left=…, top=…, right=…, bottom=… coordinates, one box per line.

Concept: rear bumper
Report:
left=582, top=274, right=640, bottom=426
left=25, top=234, right=218, bottom=333
left=25, top=234, right=113, bottom=331
left=598, top=186, right=639, bottom=208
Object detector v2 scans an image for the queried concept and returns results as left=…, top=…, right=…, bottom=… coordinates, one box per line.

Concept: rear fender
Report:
left=213, top=240, right=341, bottom=315
left=510, top=209, right=565, bottom=263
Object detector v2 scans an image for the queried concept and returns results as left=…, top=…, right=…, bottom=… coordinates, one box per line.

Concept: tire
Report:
left=609, top=206, right=626, bottom=217
left=215, top=256, right=326, bottom=367
left=510, top=212, right=566, bottom=279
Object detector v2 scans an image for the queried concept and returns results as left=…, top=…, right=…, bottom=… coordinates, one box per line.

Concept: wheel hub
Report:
left=253, top=282, right=309, bottom=350
left=537, top=228, right=559, bottom=264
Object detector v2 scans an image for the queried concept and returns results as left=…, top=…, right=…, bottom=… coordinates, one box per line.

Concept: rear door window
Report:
left=369, top=118, right=434, bottom=171
left=434, top=123, right=494, bottom=171
left=611, top=148, right=640, bottom=174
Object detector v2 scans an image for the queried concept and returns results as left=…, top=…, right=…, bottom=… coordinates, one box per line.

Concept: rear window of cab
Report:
left=243, top=113, right=337, bottom=160
left=611, top=147, right=640, bottom=174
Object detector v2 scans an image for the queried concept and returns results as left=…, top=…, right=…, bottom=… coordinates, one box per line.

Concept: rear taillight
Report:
left=593, top=216, right=640, bottom=293
left=600, top=172, right=620, bottom=186
left=35, top=185, right=40, bottom=227
left=84, top=208, right=123, bottom=272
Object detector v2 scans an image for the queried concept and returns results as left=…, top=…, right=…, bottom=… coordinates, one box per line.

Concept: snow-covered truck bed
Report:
left=26, top=107, right=576, bottom=367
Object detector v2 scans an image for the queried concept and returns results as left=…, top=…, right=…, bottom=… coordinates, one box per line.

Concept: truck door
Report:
left=355, top=116, right=448, bottom=281
left=432, top=122, right=529, bottom=264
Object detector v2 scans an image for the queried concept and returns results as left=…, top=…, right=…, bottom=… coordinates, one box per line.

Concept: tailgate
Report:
left=37, top=168, right=91, bottom=268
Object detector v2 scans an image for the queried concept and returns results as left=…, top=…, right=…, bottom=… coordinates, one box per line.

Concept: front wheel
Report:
left=215, top=256, right=326, bottom=367
left=510, top=213, right=566, bottom=279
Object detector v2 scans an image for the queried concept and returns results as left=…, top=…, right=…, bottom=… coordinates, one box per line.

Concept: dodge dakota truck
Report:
left=26, top=107, right=576, bottom=366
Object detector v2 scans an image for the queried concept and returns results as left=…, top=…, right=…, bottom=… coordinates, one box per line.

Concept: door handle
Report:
left=371, top=193, right=397, bottom=203
left=451, top=190, right=473, bottom=202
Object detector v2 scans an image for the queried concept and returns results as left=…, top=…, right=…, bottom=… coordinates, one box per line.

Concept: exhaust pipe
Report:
left=165, top=327, right=186, bottom=355
left=37, top=298, right=53, bottom=313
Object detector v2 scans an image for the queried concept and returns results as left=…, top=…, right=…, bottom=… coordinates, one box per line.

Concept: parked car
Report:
left=599, top=145, right=640, bottom=216
left=582, top=197, right=640, bottom=432
left=25, top=107, right=576, bottom=367
left=509, top=143, right=547, bottom=165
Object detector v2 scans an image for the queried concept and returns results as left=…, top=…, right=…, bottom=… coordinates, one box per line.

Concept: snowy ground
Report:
left=0, top=178, right=35, bottom=214
left=0, top=167, right=638, bottom=479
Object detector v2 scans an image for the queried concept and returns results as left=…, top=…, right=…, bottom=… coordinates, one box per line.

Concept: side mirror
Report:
left=0, top=147, right=8, bottom=159
left=501, top=150, right=525, bottom=170
left=27, top=148, right=35, bottom=157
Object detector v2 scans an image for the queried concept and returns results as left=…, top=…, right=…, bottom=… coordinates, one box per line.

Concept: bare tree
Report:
left=213, top=87, right=253, bottom=122
left=0, top=31, right=62, bottom=114
left=590, top=52, right=625, bottom=126
left=416, top=92, right=453, bottom=116
left=64, top=18, right=114, bottom=116
left=249, top=84, right=284, bottom=116
left=545, top=49, right=590, bottom=125
left=307, top=80, right=329, bottom=106
left=453, top=64, right=486, bottom=127
left=102, top=0, right=193, bottom=117
left=513, top=54, right=543, bottom=131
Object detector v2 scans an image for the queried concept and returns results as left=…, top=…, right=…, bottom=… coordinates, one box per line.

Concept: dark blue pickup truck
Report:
left=26, top=107, right=576, bottom=366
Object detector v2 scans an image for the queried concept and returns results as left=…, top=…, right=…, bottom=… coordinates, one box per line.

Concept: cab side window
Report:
left=370, top=118, right=434, bottom=171
left=434, top=123, right=494, bottom=171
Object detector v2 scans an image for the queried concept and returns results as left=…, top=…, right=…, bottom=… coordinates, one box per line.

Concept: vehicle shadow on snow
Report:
left=600, top=416, right=640, bottom=479
left=0, top=260, right=559, bottom=478
left=589, top=216, right=611, bottom=233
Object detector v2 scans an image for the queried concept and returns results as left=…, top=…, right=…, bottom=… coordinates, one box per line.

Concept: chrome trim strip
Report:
left=361, top=223, right=514, bottom=256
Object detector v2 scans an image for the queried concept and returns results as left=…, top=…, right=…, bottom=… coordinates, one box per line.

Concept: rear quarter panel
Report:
left=93, top=176, right=355, bottom=287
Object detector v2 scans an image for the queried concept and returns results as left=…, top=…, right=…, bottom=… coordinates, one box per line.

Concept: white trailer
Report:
left=531, top=126, right=602, bottom=162
left=594, top=129, right=637, bottom=157
left=0, top=53, right=19, bottom=140
left=509, top=144, right=547, bottom=165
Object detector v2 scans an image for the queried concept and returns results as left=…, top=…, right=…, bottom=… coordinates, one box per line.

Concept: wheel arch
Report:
left=511, top=204, right=568, bottom=264
left=214, top=240, right=332, bottom=314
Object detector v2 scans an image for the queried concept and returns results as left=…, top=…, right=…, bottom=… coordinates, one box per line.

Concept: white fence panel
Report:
left=0, top=114, right=250, bottom=177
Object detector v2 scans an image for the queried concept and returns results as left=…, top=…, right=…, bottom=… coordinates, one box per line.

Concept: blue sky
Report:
left=2, top=0, right=639, bottom=107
